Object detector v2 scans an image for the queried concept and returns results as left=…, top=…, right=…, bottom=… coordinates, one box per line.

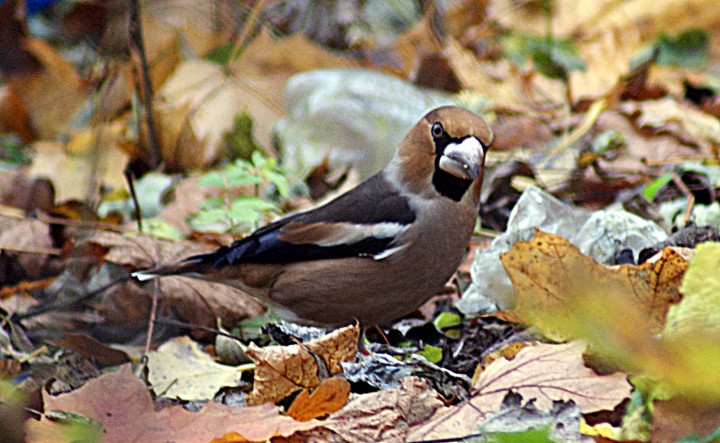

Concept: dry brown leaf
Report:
left=621, top=98, right=720, bottom=155
left=444, top=39, right=526, bottom=110
left=0, top=215, right=54, bottom=255
left=500, top=230, right=687, bottom=338
left=147, top=336, right=245, bottom=401
left=28, top=122, right=130, bottom=203
left=407, top=342, right=631, bottom=441
left=472, top=342, right=630, bottom=412
left=234, top=29, right=355, bottom=76
left=53, top=333, right=130, bottom=367
left=491, top=0, right=720, bottom=97
left=286, top=377, right=351, bottom=422
left=7, top=38, right=88, bottom=139
left=154, top=59, right=284, bottom=169
left=650, top=398, right=720, bottom=443
left=83, top=231, right=265, bottom=328
left=394, top=11, right=443, bottom=75
left=0, top=85, right=33, bottom=142
left=289, top=377, right=444, bottom=443
left=245, top=324, right=359, bottom=406
left=595, top=111, right=699, bottom=172
left=25, top=364, right=317, bottom=443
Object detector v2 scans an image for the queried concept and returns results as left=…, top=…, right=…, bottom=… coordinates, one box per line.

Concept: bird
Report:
left=133, top=106, right=493, bottom=327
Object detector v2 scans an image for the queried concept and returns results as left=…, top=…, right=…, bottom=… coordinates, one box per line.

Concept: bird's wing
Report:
left=190, top=173, right=417, bottom=266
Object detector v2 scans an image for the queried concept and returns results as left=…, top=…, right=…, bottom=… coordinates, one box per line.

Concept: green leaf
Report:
left=228, top=208, right=262, bottom=224
left=415, top=344, right=442, bottom=364
left=251, top=150, right=268, bottom=168
left=141, top=218, right=185, bottom=240
left=230, top=197, right=278, bottom=212
left=223, top=113, right=261, bottom=161
left=433, top=312, right=462, bottom=330
left=204, top=43, right=234, bottom=66
left=223, top=172, right=262, bottom=187
left=265, top=170, right=291, bottom=197
left=487, top=427, right=553, bottom=443
left=199, top=172, right=228, bottom=188
left=200, top=197, right=226, bottom=210
left=642, top=173, right=674, bottom=201
left=503, top=34, right=586, bottom=80
left=656, top=29, right=708, bottom=70
left=191, top=208, right=228, bottom=226
left=228, top=197, right=278, bottom=223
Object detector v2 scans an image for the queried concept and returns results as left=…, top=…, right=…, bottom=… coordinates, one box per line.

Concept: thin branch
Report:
left=129, top=0, right=161, bottom=169
left=12, top=274, right=133, bottom=322
left=124, top=166, right=143, bottom=231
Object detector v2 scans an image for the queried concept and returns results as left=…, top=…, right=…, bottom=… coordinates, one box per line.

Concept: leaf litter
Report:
left=2, top=0, right=720, bottom=441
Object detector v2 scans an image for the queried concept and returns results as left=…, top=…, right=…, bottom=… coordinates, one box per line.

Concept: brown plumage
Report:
left=134, top=106, right=493, bottom=326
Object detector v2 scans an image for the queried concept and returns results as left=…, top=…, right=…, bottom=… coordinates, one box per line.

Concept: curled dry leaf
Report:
left=290, top=377, right=444, bottom=443
left=407, top=342, right=631, bottom=441
left=245, top=324, right=359, bottom=406
left=500, top=229, right=687, bottom=339
left=286, top=377, right=351, bottom=422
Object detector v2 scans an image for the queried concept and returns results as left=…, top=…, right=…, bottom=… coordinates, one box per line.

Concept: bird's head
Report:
left=389, top=106, right=493, bottom=202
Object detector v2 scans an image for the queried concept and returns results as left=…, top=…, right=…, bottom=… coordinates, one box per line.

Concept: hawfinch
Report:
left=134, top=106, right=493, bottom=327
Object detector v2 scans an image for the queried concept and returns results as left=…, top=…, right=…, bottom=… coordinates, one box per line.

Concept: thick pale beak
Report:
left=438, top=137, right=483, bottom=180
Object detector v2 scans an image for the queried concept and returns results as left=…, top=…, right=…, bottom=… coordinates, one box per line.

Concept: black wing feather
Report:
left=188, top=173, right=414, bottom=266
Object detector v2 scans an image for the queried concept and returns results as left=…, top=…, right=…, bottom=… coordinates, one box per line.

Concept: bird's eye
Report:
left=431, top=122, right=444, bottom=138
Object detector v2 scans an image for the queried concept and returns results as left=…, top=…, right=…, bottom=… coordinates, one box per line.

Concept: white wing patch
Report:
left=373, top=244, right=408, bottom=260
left=312, top=222, right=409, bottom=247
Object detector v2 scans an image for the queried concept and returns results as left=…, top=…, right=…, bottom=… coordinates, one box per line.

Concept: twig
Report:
left=144, top=279, right=160, bottom=354
left=671, top=175, right=695, bottom=227
left=12, top=274, right=133, bottom=322
left=124, top=167, right=143, bottom=232
left=153, top=316, right=246, bottom=342
left=547, top=98, right=607, bottom=156
left=129, top=0, right=161, bottom=169
left=230, top=0, right=269, bottom=62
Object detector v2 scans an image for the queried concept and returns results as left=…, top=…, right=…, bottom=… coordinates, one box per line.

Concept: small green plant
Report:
left=190, top=150, right=299, bottom=235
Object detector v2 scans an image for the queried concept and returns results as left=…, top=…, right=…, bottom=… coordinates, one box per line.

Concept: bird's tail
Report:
left=131, top=257, right=210, bottom=281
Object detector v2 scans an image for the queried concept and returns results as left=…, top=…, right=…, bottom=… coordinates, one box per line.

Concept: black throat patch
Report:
left=432, top=136, right=475, bottom=202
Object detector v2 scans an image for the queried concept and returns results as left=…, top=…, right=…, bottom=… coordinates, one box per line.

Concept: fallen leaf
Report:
left=622, top=97, right=720, bottom=155
left=444, top=38, right=534, bottom=111
left=500, top=229, right=687, bottom=338
left=53, top=333, right=130, bottom=367
left=25, top=365, right=317, bottom=443
left=155, top=59, right=285, bottom=169
left=286, top=377, right=351, bottom=421
left=664, top=242, right=720, bottom=338
left=473, top=342, right=630, bottom=412
left=233, top=29, right=354, bottom=76
left=490, top=0, right=720, bottom=97
left=245, top=324, right=358, bottom=405
left=28, top=123, right=130, bottom=203
left=500, top=231, right=720, bottom=402
left=291, top=377, right=444, bottom=442
left=650, top=397, right=720, bottom=443
left=83, top=231, right=266, bottom=329
left=147, top=336, right=246, bottom=401
left=7, top=38, right=88, bottom=139
left=0, top=215, right=54, bottom=255
left=408, top=342, right=631, bottom=441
